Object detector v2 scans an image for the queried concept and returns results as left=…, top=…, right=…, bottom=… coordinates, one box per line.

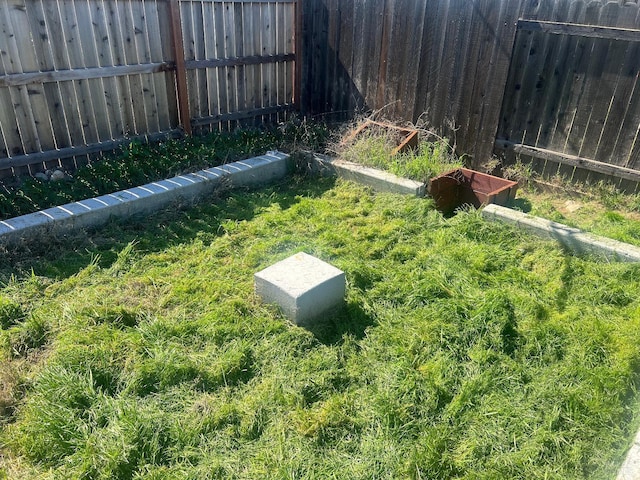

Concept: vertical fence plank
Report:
left=235, top=2, right=247, bottom=119
left=75, top=0, right=114, bottom=142
left=155, top=0, right=179, bottom=129
left=292, top=0, right=299, bottom=109
left=275, top=1, right=284, bottom=119
left=180, top=0, right=197, bottom=123
left=194, top=0, right=209, bottom=131
left=213, top=1, right=228, bottom=127
left=131, top=0, right=162, bottom=134
left=61, top=0, right=102, bottom=143
left=223, top=1, right=237, bottom=127
left=0, top=0, right=43, bottom=156
left=264, top=2, right=278, bottom=123
left=105, top=0, right=135, bottom=135
left=88, top=0, right=124, bottom=139
left=118, top=0, right=148, bottom=134
left=43, top=0, right=87, bottom=148
left=251, top=0, right=263, bottom=116
left=168, top=0, right=190, bottom=134
left=336, top=0, right=352, bottom=119
left=144, top=0, right=172, bottom=131
left=202, top=0, right=219, bottom=127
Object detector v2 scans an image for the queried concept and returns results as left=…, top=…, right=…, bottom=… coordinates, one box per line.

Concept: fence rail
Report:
left=0, top=0, right=299, bottom=177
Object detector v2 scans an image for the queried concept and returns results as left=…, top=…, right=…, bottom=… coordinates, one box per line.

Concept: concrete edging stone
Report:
left=0, top=151, right=291, bottom=245
left=309, top=153, right=425, bottom=197
left=482, top=203, right=640, bottom=262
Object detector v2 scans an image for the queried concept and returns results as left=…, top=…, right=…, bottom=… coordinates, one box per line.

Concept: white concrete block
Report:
left=255, top=252, right=346, bottom=326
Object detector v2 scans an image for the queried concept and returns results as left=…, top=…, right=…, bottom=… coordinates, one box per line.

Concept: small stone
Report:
left=564, top=200, right=581, bottom=214
left=50, top=170, right=66, bottom=182
left=34, top=172, right=49, bottom=182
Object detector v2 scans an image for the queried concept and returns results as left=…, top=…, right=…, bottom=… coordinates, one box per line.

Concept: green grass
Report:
left=502, top=161, right=640, bottom=247
left=0, top=119, right=331, bottom=221
left=513, top=190, right=640, bottom=248
left=336, top=127, right=462, bottom=183
left=1, top=178, right=640, bottom=479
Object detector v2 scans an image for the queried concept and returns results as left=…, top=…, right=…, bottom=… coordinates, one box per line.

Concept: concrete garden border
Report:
left=0, top=151, right=291, bottom=245
left=482, top=203, right=640, bottom=262
left=309, top=153, right=426, bottom=196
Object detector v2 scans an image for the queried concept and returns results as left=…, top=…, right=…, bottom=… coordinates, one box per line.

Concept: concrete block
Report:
left=310, top=154, right=425, bottom=196
left=482, top=204, right=640, bottom=262
left=255, top=252, right=346, bottom=326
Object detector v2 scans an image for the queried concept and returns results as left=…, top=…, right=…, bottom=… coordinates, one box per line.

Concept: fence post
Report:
left=168, top=0, right=192, bottom=135
left=294, top=0, right=303, bottom=112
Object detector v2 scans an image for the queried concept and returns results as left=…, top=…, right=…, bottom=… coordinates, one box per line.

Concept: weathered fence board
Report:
left=303, top=0, right=640, bottom=187
left=496, top=5, right=640, bottom=187
left=0, top=0, right=298, bottom=177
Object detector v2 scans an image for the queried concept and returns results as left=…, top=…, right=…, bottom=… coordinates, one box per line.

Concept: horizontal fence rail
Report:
left=0, top=0, right=300, bottom=178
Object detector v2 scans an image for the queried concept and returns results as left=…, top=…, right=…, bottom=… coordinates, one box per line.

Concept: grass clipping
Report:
left=1, top=178, right=639, bottom=479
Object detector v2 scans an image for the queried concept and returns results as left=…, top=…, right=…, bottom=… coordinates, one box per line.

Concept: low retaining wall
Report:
left=0, top=151, right=291, bottom=245
left=309, top=154, right=425, bottom=197
left=482, top=204, right=640, bottom=262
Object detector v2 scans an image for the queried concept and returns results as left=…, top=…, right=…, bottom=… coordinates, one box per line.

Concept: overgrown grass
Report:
left=0, top=118, right=331, bottom=221
left=334, top=124, right=462, bottom=183
left=1, top=178, right=639, bottom=479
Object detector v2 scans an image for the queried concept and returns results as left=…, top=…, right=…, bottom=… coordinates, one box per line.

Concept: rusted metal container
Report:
left=343, top=120, right=419, bottom=155
left=429, top=168, right=518, bottom=214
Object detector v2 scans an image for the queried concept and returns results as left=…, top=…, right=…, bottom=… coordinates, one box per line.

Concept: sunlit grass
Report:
left=1, top=178, right=639, bottom=479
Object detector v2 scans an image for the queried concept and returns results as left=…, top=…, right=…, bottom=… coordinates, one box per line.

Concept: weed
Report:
left=0, top=297, right=24, bottom=330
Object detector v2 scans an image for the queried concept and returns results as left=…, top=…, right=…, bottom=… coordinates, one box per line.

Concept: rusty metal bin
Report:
left=429, top=168, right=518, bottom=214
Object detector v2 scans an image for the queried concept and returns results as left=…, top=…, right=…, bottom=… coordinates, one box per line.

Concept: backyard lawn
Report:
left=1, top=176, right=640, bottom=479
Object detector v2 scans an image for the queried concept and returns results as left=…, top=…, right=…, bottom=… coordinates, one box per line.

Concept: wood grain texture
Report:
left=302, top=0, right=640, bottom=185
left=0, top=0, right=294, bottom=174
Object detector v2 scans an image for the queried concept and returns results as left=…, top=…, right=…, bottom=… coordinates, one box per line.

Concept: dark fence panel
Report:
left=302, top=0, right=640, bottom=187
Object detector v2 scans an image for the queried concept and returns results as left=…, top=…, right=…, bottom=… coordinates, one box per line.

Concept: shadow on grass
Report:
left=302, top=301, right=376, bottom=346
left=0, top=175, right=337, bottom=282
left=510, top=197, right=532, bottom=213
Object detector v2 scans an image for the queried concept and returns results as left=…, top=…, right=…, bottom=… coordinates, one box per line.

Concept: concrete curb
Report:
left=309, top=153, right=425, bottom=197
left=617, top=428, right=640, bottom=480
left=482, top=204, right=640, bottom=262
left=0, top=151, right=290, bottom=245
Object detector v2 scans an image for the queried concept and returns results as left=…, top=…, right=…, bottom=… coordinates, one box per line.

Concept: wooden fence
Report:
left=496, top=17, right=640, bottom=188
left=0, top=0, right=299, bottom=177
left=302, top=0, right=640, bottom=189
